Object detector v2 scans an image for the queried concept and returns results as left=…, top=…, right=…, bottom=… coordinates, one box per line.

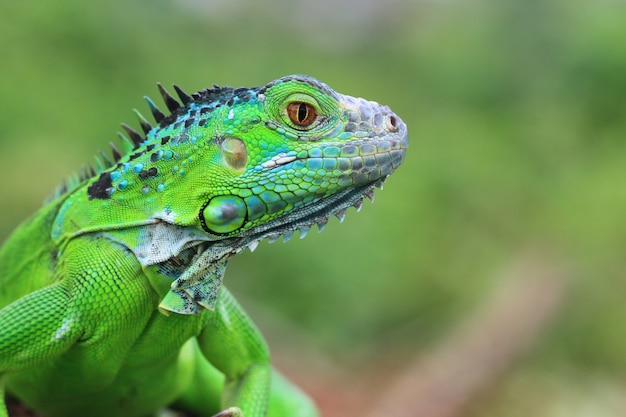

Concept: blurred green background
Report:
left=1, top=0, right=625, bottom=416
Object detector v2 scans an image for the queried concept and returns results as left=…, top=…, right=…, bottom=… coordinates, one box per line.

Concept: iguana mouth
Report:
left=241, top=166, right=405, bottom=254
left=246, top=178, right=385, bottom=249
left=204, top=179, right=376, bottom=257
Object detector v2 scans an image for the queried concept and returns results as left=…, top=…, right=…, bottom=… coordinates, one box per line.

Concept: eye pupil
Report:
left=287, top=102, right=317, bottom=128
left=297, top=103, right=308, bottom=123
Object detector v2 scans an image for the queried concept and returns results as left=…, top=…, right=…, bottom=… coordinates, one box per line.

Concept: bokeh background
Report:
left=1, top=1, right=625, bottom=416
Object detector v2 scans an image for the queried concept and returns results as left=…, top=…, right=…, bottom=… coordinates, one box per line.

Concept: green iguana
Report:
left=0, top=75, right=407, bottom=417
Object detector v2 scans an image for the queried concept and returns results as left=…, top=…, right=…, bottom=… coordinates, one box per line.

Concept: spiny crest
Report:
left=46, top=82, right=211, bottom=202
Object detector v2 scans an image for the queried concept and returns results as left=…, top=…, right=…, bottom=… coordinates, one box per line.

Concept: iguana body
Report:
left=0, top=75, right=407, bottom=417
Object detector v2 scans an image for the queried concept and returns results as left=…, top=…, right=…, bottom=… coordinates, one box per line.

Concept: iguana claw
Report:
left=212, top=407, right=243, bottom=417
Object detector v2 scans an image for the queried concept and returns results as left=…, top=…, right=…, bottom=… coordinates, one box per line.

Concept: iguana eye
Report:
left=287, top=102, right=317, bottom=127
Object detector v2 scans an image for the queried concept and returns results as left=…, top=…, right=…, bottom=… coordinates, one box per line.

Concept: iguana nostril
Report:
left=387, top=115, right=399, bottom=132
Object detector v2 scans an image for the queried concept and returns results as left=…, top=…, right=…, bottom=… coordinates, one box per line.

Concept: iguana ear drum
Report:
left=221, top=137, right=247, bottom=172
left=200, top=195, right=248, bottom=234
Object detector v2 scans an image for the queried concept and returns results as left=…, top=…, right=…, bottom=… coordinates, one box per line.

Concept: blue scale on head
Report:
left=274, top=184, right=288, bottom=193
left=323, top=159, right=337, bottom=170
left=244, top=195, right=266, bottom=221
left=268, top=200, right=287, bottom=213
left=260, top=190, right=280, bottom=203
left=323, top=146, right=341, bottom=157
left=308, top=148, right=323, bottom=158
left=306, top=158, right=323, bottom=170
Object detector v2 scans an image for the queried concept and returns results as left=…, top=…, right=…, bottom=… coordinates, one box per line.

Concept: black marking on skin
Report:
left=184, top=118, right=194, bottom=128
left=199, top=119, right=208, bottom=127
left=161, top=136, right=171, bottom=145
left=129, top=152, right=144, bottom=161
left=87, top=172, right=112, bottom=200
left=146, top=144, right=155, bottom=152
left=139, top=167, right=158, bottom=179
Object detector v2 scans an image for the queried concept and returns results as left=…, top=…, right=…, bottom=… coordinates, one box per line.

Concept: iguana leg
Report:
left=194, top=288, right=318, bottom=417
left=1, top=236, right=157, bottom=417
left=267, top=371, right=319, bottom=417
left=0, top=283, right=80, bottom=417
left=211, top=408, right=243, bottom=417
left=196, top=287, right=271, bottom=417
left=175, top=338, right=318, bottom=417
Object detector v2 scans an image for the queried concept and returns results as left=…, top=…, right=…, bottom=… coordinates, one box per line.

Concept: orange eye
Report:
left=287, top=102, right=317, bottom=127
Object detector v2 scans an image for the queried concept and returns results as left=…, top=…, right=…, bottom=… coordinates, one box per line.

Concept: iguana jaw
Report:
left=239, top=177, right=387, bottom=250
left=155, top=179, right=388, bottom=315
left=226, top=114, right=408, bottom=252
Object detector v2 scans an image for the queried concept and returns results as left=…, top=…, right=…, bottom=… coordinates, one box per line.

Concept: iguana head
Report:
left=54, top=75, right=407, bottom=251
left=51, top=75, right=407, bottom=313
left=185, top=75, right=408, bottom=245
